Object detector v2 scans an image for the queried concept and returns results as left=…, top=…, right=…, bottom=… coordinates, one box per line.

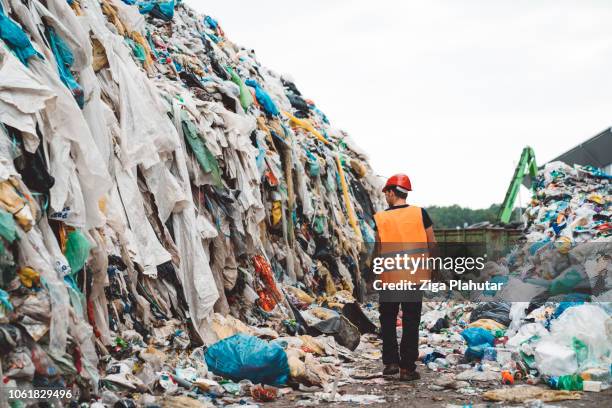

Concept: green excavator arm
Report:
left=499, top=146, right=538, bottom=224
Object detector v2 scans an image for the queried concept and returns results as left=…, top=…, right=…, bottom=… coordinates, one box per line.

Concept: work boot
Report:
left=399, top=368, right=420, bottom=381
left=382, top=363, right=399, bottom=376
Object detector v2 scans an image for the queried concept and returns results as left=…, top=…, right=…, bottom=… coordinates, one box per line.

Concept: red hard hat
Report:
left=383, top=174, right=412, bottom=193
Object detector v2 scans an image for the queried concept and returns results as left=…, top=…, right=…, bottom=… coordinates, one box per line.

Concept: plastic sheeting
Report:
left=0, top=0, right=383, bottom=395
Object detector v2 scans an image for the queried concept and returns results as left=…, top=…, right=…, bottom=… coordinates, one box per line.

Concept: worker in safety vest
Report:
left=373, top=173, right=436, bottom=380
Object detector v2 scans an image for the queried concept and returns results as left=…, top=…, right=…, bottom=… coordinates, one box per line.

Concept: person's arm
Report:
left=425, top=225, right=440, bottom=282
left=426, top=226, right=436, bottom=244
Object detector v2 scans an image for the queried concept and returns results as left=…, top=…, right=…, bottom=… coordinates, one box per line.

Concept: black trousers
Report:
left=379, top=301, right=422, bottom=370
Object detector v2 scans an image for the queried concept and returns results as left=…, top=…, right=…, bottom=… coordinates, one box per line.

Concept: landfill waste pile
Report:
left=0, top=0, right=388, bottom=405
left=413, top=161, right=612, bottom=403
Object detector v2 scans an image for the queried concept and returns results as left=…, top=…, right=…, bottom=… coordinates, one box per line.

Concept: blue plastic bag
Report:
left=0, top=5, right=41, bottom=66
left=245, top=79, right=280, bottom=116
left=138, top=0, right=175, bottom=21
left=205, top=333, right=289, bottom=386
left=552, top=299, right=586, bottom=319
left=461, top=327, right=495, bottom=361
left=46, top=26, right=84, bottom=108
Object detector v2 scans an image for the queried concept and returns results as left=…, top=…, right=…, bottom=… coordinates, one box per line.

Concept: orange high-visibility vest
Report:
left=374, top=206, right=427, bottom=243
left=374, top=206, right=431, bottom=285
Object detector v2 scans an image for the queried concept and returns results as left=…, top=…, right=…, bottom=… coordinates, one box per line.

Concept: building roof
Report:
left=550, top=127, right=612, bottom=168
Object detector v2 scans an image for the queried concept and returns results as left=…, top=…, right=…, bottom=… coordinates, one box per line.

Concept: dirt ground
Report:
left=267, top=352, right=612, bottom=407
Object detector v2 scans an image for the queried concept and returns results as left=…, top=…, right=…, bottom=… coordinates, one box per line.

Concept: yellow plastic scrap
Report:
left=298, top=335, right=325, bottom=355
left=98, top=197, right=107, bottom=215
left=468, top=318, right=507, bottom=331
left=101, top=0, right=126, bottom=36
left=335, top=153, right=363, bottom=242
left=271, top=200, right=282, bottom=226
left=310, top=306, right=337, bottom=321
left=70, top=0, right=83, bottom=15
left=18, top=267, right=40, bottom=288
left=131, top=31, right=154, bottom=69
left=285, top=286, right=314, bottom=305
left=587, top=193, right=604, bottom=205
left=284, top=112, right=331, bottom=146
left=555, top=236, right=572, bottom=254
left=286, top=348, right=307, bottom=379
left=0, top=179, right=36, bottom=232
left=268, top=118, right=286, bottom=141
left=91, top=37, right=109, bottom=72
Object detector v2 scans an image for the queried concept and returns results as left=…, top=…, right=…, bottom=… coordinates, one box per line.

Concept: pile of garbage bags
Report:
left=418, top=161, right=611, bottom=397
left=0, top=0, right=384, bottom=402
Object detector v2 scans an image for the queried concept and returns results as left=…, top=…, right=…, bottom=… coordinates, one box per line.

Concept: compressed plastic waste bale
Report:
left=548, top=304, right=611, bottom=370
left=460, top=327, right=495, bottom=361
left=204, top=333, right=289, bottom=386
left=534, top=340, right=578, bottom=376
left=64, top=230, right=92, bottom=274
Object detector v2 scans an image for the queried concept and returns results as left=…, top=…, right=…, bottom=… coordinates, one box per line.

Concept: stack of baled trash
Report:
left=0, top=0, right=383, bottom=399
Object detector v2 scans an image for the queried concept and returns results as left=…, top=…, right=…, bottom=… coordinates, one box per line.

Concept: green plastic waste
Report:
left=313, top=215, right=326, bottom=235
left=492, top=328, right=506, bottom=338
left=115, top=337, right=128, bottom=349
left=226, top=66, right=253, bottom=111
left=552, top=374, right=583, bottom=391
left=126, top=38, right=146, bottom=63
left=572, top=337, right=588, bottom=365
left=64, top=230, right=92, bottom=274
left=181, top=112, right=222, bottom=186
left=0, top=208, right=17, bottom=243
left=549, top=268, right=582, bottom=295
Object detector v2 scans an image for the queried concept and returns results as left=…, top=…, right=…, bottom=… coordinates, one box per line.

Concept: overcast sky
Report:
left=188, top=0, right=612, bottom=209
